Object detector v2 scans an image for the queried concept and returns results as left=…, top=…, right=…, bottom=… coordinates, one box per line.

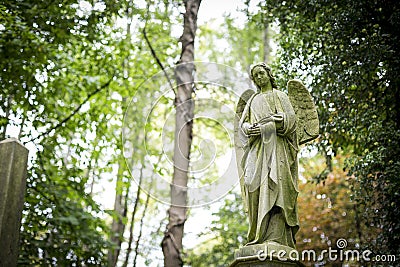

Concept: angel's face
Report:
left=252, top=66, right=270, bottom=89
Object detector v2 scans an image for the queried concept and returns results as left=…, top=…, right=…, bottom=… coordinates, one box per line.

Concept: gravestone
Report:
left=0, top=138, right=29, bottom=267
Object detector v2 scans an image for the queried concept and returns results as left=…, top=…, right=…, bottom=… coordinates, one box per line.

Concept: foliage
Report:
left=262, top=0, right=400, bottom=257
left=185, top=193, right=247, bottom=267
left=196, top=10, right=267, bottom=71
left=2, top=0, right=399, bottom=265
left=297, top=153, right=377, bottom=266
left=1, top=0, right=180, bottom=265
left=0, top=0, right=126, bottom=265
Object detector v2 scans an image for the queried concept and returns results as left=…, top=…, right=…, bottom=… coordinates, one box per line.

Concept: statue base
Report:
left=229, top=242, right=305, bottom=267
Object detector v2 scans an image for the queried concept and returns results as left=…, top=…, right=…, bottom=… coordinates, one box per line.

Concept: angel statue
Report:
left=234, top=62, right=319, bottom=249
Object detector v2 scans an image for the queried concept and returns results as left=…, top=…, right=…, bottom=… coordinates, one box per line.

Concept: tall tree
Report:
left=107, top=155, right=130, bottom=267
left=161, top=0, right=202, bottom=266
left=107, top=3, right=134, bottom=264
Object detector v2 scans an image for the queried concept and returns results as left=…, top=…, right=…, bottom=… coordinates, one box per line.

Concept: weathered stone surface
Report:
left=231, top=63, right=317, bottom=267
left=236, top=63, right=300, bottom=247
left=230, top=242, right=304, bottom=267
left=229, top=257, right=303, bottom=267
left=0, top=138, right=29, bottom=267
left=287, top=79, right=319, bottom=145
left=235, top=242, right=297, bottom=259
left=235, top=63, right=319, bottom=247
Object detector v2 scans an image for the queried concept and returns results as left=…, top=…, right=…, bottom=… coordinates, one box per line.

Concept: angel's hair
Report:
left=250, top=62, right=278, bottom=90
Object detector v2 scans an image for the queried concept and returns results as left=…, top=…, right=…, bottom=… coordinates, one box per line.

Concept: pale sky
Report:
left=198, top=0, right=248, bottom=25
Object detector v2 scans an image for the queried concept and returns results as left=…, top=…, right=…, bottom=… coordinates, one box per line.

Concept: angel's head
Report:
left=250, top=62, right=277, bottom=91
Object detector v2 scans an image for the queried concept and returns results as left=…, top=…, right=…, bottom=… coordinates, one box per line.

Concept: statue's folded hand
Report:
left=273, top=113, right=284, bottom=131
left=243, top=122, right=261, bottom=136
left=272, top=113, right=284, bottom=122
left=242, top=122, right=251, bottom=135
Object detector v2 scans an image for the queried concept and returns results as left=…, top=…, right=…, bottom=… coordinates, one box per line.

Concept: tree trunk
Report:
left=122, top=161, right=144, bottom=267
left=107, top=160, right=129, bottom=267
left=108, top=8, right=133, bottom=265
left=133, top=173, right=153, bottom=267
left=161, top=1, right=202, bottom=266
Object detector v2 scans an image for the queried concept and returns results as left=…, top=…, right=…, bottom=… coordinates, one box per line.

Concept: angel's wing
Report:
left=287, top=80, right=319, bottom=145
left=234, top=89, right=255, bottom=213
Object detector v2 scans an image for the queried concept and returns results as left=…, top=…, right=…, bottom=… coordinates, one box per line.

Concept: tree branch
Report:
left=142, top=27, right=176, bottom=96
left=132, top=170, right=154, bottom=267
left=122, top=162, right=143, bottom=267
left=27, top=75, right=114, bottom=144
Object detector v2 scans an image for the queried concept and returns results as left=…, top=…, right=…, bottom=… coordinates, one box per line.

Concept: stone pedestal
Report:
left=229, top=242, right=304, bottom=267
left=0, top=138, right=29, bottom=267
left=229, top=257, right=303, bottom=267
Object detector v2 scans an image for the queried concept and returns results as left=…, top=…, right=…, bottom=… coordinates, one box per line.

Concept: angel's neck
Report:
left=259, top=82, right=273, bottom=93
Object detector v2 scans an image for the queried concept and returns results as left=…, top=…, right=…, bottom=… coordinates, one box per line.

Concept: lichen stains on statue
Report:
left=235, top=63, right=319, bottom=249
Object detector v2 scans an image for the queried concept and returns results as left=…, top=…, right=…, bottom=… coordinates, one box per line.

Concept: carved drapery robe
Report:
left=239, top=89, right=299, bottom=247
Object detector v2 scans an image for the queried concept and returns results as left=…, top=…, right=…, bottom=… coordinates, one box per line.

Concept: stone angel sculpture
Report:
left=234, top=63, right=319, bottom=249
